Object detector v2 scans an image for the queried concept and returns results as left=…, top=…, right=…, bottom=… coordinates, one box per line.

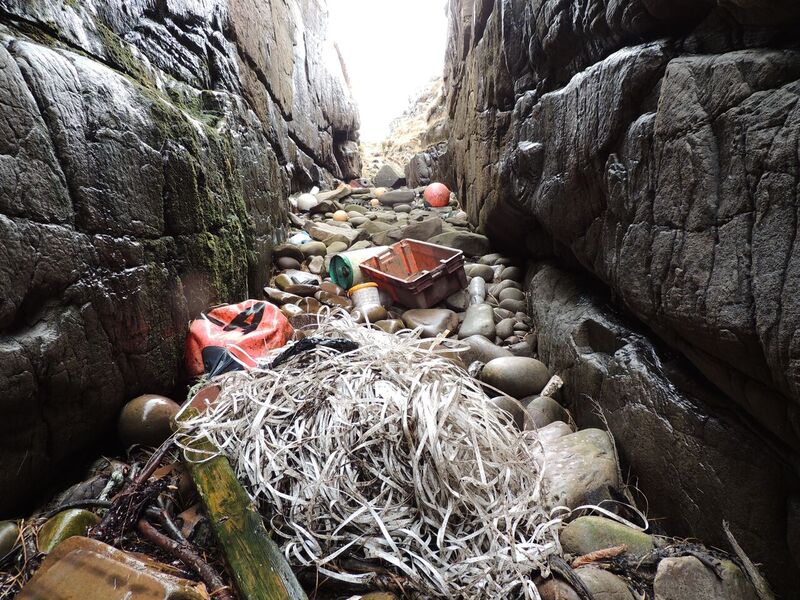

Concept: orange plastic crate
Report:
left=359, top=239, right=467, bottom=308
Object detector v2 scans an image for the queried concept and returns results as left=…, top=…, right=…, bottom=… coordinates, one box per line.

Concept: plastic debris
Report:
left=185, top=301, right=293, bottom=378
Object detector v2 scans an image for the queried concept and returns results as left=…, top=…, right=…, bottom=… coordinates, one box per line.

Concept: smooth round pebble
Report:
left=118, top=394, right=180, bottom=448
left=493, top=308, right=515, bottom=321
left=460, top=335, right=513, bottom=365
left=0, top=521, right=19, bottom=561
left=264, top=286, right=302, bottom=305
left=276, top=256, right=302, bottom=271
left=352, top=305, right=388, bottom=323
left=326, top=241, right=349, bottom=255
left=373, top=319, right=405, bottom=334
left=508, top=341, right=535, bottom=357
left=459, top=304, right=496, bottom=340
left=498, top=287, right=525, bottom=302
left=273, top=243, right=305, bottom=263
left=524, top=395, right=570, bottom=428
left=307, top=255, right=325, bottom=275
left=499, top=298, right=526, bottom=313
left=300, top=241, right=327, bottom=257
left=481, top=357, right=550, bottom=399
left=38, top=510, right=101, bottom=553
left=478, top=253, right=505, bottom=266
left=496, top=318, right=516, bottom=340
left=402, top=309, right=459, bottom=338
left=491, top=396, right=535, bottom=431
left=465, top=263, right=496, bottom=282
left=446, top=289, right=469, bottom=311
left=491, top=280, right=521, bottom=295
left=298, top=297, right=322, bottom=313
left=500, top=266, right=523, bottom=281
left=281, top=303, right=305, bottom=318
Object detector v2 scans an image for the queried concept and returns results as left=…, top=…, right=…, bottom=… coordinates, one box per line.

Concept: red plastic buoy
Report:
left=423, top=182, right=451, bottom=208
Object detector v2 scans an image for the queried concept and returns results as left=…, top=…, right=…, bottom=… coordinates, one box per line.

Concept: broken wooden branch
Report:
left=138, top=518, right=234, bottom=600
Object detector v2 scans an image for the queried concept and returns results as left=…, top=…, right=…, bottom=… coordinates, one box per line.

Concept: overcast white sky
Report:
left=328, top=0, right=449, bottom=142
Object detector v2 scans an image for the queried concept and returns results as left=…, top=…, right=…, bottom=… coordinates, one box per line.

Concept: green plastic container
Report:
left=328, top=246, right=389, bottom=289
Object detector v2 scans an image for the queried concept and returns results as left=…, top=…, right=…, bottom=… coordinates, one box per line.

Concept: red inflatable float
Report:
left=423, top=182, right=451, bottom=208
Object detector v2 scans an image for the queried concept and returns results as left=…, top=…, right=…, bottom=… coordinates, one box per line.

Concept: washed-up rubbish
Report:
left=423, top=183, right=451, bottom=208
left=288, top=231, right=313, bottom=245
left=17, top=536, right=209, bottom=600
left=176, top=310, right=560, bottom=599
left=348, top=282, right=387, bottom=324
left=276, top=269, right=321, bottom=288
left=270, top=337, right=359, bottom=369
left=359, top=239, right=467, bottom=309
left=349, top=177, right=371, bottom=188
left=185, top=300, right=293, bottom=378
left=348, top=282, right=382, bottom=311
left=328, top=246, right=390, bottom=289
left=297, top=193, right=317, bottom=211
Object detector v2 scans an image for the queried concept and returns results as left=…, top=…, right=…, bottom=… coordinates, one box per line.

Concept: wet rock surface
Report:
left=0, top=0, right=361, bottom=515
left=560, top=516, right=655, bottom=558
left=37, top=510, right=101, bottom=554
left=528, top=261, right=800, bottom=593
left=653, top=556, right=759, bottom=600
left=430, top=0, right=800, bottom=463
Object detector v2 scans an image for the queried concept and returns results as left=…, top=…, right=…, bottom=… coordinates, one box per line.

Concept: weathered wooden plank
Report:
left=187, top=452, right=307, bottom=600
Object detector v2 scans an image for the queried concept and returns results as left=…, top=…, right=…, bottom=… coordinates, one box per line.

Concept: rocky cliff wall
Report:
left=426, top=0, right=800, bottom=594
left=0, top=0, right=360, bottom=515
left=435, top=0, right=800, bottom=450
left=528, top=261, right=799, bottom=594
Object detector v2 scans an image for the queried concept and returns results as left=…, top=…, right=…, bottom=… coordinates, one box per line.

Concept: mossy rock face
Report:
left=38, top=510, right=101, bottom=553
left=176, top=228, right=250, bottom=317
left=560, top=516, right=654, bottom=558
left=0, top=0, right=356, bottom=517
left=95, top=23, right=154, bottom=88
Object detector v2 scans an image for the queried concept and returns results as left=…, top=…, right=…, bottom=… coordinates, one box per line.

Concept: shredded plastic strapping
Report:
left=176, top=310, right=562, bottom=598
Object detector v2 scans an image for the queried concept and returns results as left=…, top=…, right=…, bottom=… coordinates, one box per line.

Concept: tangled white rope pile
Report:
left=177, top=311, right=562, bottom=598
